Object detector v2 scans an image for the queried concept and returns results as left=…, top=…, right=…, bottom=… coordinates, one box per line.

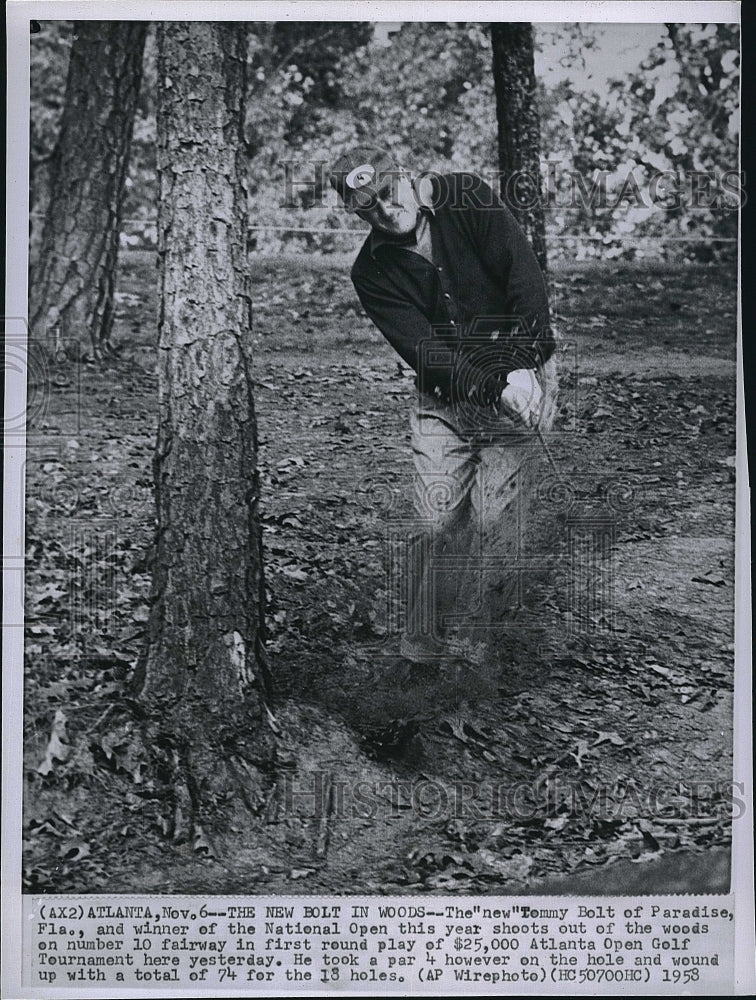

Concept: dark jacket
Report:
left=351, top=172, right=555, bottom=407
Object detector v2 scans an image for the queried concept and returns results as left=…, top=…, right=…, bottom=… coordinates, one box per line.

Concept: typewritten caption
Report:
left=25, top=895, right=734, bottom=993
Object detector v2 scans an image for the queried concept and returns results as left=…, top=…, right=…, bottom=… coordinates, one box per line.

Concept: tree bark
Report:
left=29, top=21, right=147, bottom=360
left=134, top=22, right=273, bottom=845
left=490, top=23, right=548, bottom=272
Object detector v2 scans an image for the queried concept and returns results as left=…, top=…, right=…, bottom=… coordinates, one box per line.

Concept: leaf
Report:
left=31, top=581, right=68, bottom=606
left=648, top=663, right=672, bottom=677
left=89, top=646, right=132, bottom=665
left=193, top=824, right=216, bottom=858
left=59, top=840, right=90, bottom=861
left=569, top=739, right=591, bottom=768
left=51, top=808, right=79, bottom=830
left=276, top=456, right=306, bottom=471
left=647, top=663, right=689, bottom=686
left=424, top=871, right=471, bottom=890
left=445, top=717, right=469, bottom=744
left=640, top=826, right=661, bottom=852
left=265, top=705, right=281, bottom=735
left=462, top=720, right=492, bottom=743
left=593, top=731, right=626, bottom=748
left=290, top=868, right=314, bottom=880
left=475, top=849, right=534, bottom=880
left=281, top=566, right=309, bottom=583
left=37, top=710, right=72, bottom=775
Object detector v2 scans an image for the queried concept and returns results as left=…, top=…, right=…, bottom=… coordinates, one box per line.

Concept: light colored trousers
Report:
left=400, top=356, right=558, bottom=662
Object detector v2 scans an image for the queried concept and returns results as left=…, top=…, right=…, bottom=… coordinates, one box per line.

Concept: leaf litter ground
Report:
left=22, top=253, right=737, bottom=895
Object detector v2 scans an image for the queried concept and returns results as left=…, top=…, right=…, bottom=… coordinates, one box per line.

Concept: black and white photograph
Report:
left=3, top=0, right=753, bottom=995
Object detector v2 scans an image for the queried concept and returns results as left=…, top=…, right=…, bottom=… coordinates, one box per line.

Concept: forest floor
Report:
left=22, top=252, right=739, bottom=896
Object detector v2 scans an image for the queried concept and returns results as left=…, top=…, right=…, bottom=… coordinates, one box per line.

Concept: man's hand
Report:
left=499, top=369, right=542, bottom=428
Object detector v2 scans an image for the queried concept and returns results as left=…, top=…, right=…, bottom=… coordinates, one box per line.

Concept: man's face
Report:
left=356, top=173, right=419, bottom=236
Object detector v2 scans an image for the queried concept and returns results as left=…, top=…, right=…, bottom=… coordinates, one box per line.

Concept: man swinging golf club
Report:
left=331, top=146, right=558, bottom=670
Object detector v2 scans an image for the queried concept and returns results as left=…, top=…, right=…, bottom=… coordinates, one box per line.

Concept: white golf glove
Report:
left=499, top=369, right=542, bottom=428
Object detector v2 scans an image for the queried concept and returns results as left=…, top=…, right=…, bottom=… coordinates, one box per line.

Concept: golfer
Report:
left=330, top=146, right=558, bottom=668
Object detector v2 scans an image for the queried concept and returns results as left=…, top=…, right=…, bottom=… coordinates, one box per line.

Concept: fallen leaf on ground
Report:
left=593, top=731, right=626, bottom=748
left=37, top=710, right=72, bottom=775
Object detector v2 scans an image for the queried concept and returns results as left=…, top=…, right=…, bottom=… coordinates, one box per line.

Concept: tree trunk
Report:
left=134, top=22, right=273, bottom=847
left=490, top=23, right=547, bottom=272
left=29, top=21, right=147, bottom=361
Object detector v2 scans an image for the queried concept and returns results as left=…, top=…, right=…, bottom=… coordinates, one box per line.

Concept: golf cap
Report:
left=330, top=146, right=403, bottom=211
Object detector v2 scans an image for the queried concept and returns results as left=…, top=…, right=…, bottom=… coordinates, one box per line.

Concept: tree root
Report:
left=143, top=701, right=278, bottom=857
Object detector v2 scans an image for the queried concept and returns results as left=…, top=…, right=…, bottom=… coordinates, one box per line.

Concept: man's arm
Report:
left=353, top=274, right=510, bottom=405
left=462, top=175, right=555, bottom=370
left=353, top=283, right=552, bottom=413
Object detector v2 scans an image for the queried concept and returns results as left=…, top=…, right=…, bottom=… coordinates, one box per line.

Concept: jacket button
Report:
left=443, top=292, right=451, bottom=300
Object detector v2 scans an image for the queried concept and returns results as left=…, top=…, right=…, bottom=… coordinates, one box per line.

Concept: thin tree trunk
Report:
left=135, top=22, right=272, bottom=844
left=490, top=22, right=548, bottom=272
left=29, top=21, right=147, bottom=361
